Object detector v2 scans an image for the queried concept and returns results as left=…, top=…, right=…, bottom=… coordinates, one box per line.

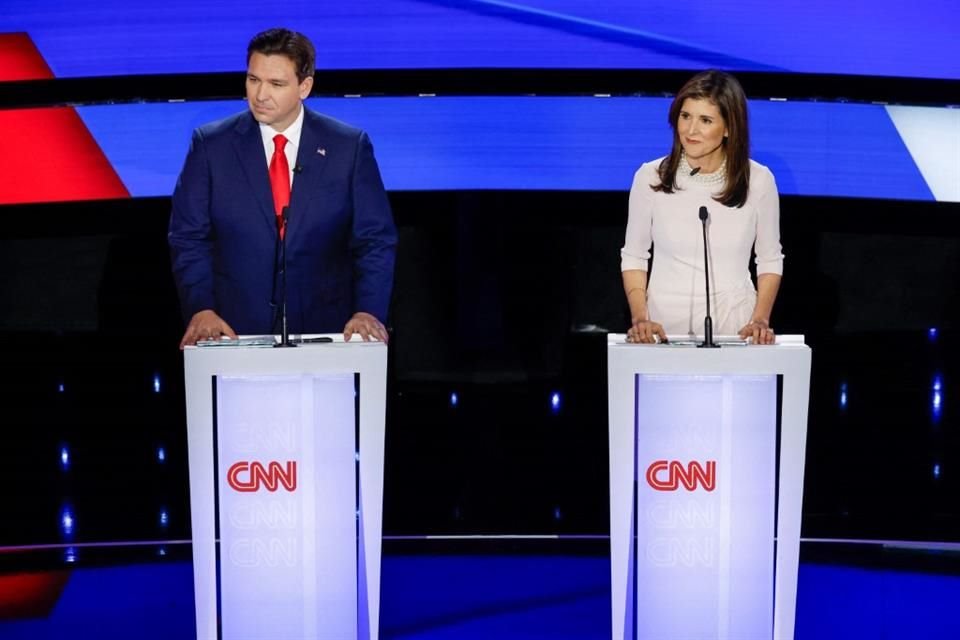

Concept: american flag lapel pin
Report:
left=317, top=147, right=326, bottom=156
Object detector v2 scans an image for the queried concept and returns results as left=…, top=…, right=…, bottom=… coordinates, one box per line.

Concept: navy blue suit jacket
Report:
left=169, top=108, right=397, bottom=335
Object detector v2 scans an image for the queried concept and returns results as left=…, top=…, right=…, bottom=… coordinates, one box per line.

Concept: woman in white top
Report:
left=621, top=70, right=783, bottom=345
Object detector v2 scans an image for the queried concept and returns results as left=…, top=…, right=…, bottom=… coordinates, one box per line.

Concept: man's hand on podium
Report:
left=344, top=312, right=389, bottom=344
left=180, top=309, right=238, bottom=349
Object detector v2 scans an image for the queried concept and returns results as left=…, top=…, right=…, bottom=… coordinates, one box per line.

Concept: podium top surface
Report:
left=187, top=333, right=386, bottom=349
left=606, top=334, right=807, bottom=348
left=606, top=333, right=810, bottom=375
left=183, top=333, right=388, bottom=376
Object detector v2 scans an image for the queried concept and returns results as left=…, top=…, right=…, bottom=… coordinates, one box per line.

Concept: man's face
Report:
left=246, top=52, right=313, bottom=132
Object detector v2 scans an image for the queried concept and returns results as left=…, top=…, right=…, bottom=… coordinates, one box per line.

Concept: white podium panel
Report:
left=184, top=336, right=387, bottom=640
left=608, top=336, right=811, bottom=640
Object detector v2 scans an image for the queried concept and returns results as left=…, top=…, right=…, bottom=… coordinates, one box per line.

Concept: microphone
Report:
left=274, top=206, right=296, bottom=348
left=697, top=206, right=719, bottom=349
left=293, top=165, right=303, bottom=174
left=689, top=167, right=701, bottom=176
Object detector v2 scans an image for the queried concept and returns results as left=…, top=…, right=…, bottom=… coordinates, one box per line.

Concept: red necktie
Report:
left=269, top=134, right=290, bottom=238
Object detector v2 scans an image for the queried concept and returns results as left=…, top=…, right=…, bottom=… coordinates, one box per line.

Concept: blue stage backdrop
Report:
left=2, top=0, right=958, bottom=79
left=70, top=97, right=955, bottom=201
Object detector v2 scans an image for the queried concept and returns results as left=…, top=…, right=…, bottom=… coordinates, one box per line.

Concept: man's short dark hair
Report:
left=247, top=28, right=316, bottom=83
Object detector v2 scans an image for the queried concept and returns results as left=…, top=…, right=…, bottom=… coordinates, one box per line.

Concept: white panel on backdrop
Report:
left=887, top=106, right=960, bottom=202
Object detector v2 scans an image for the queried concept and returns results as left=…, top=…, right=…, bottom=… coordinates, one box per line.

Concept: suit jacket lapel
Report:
left=232, top=113, right=278, bottom=235
left=286, top=110, right=331, bottom=240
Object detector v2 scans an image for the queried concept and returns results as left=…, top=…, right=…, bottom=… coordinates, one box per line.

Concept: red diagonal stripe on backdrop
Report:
left=0, top=107, right=132, bottom=204
left=0, top=32, right=54, bottom=81
left=0, top=33, right=130, bottom=204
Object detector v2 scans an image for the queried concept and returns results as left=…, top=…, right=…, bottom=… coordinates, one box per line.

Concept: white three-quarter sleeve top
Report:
left=620, top=158, right=783, bottom=337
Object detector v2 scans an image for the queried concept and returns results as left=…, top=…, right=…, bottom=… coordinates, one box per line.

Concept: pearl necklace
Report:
left=679, top=153, right=726, bottom=187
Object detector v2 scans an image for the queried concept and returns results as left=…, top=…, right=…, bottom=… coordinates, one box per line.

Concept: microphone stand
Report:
left=698, top=206, right=719, bottom=348
left=274, top=206, right=296, bottom=348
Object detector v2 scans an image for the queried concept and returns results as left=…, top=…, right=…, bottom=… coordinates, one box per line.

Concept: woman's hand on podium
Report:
left=627, top=319, right=668, bottom=344
left=738, top=318, right=775, bottom=345
left=180, top=309, right=238, bottom=349
left=344, top=312, right=389, bottom=344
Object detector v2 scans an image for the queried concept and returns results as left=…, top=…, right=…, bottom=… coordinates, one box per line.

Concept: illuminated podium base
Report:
left=608, top=335, right=811, bottom=640
left=184, top=335, right=387, bottom=640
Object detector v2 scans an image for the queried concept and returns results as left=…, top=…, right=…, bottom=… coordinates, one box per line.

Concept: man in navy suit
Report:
left=169, top=28, right=397, bottom=348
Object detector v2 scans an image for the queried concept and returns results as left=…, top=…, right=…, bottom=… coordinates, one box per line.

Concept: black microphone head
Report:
left=689, top=167, right=701, bottom=176
left=281, top=205, right=290, bottom=223
left=293, top=165, right=303, bottom=174
left=699, top=206, right=708, bottom=222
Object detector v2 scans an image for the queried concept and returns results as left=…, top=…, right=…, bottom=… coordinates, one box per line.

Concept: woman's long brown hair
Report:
left=652, top=70, right=750, bottom=208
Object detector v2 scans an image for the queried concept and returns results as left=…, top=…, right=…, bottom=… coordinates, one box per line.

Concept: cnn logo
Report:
left=645, top=460, right=716, bottom=492
left=227, top=461, right=298, bottom=492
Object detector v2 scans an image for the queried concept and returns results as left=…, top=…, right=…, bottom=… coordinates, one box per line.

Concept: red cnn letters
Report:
left=645, top=460, right=716, bottom=492
left=227, top=461, right=298, bottom=492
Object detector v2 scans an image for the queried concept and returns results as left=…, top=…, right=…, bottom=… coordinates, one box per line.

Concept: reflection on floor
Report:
left=1, top=539, right=958, bottom=639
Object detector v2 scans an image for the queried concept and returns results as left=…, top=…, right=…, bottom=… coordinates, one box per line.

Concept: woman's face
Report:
left=677, top=98, right=728, bottom=168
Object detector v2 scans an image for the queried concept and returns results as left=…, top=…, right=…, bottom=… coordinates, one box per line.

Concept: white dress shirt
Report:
left=258, top=105, right=304, bottom=188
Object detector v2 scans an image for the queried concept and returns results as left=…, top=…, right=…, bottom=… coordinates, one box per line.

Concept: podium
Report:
left=183, top=335, right=387, bottom=640
left=608, top=335, right=811, bottom=640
